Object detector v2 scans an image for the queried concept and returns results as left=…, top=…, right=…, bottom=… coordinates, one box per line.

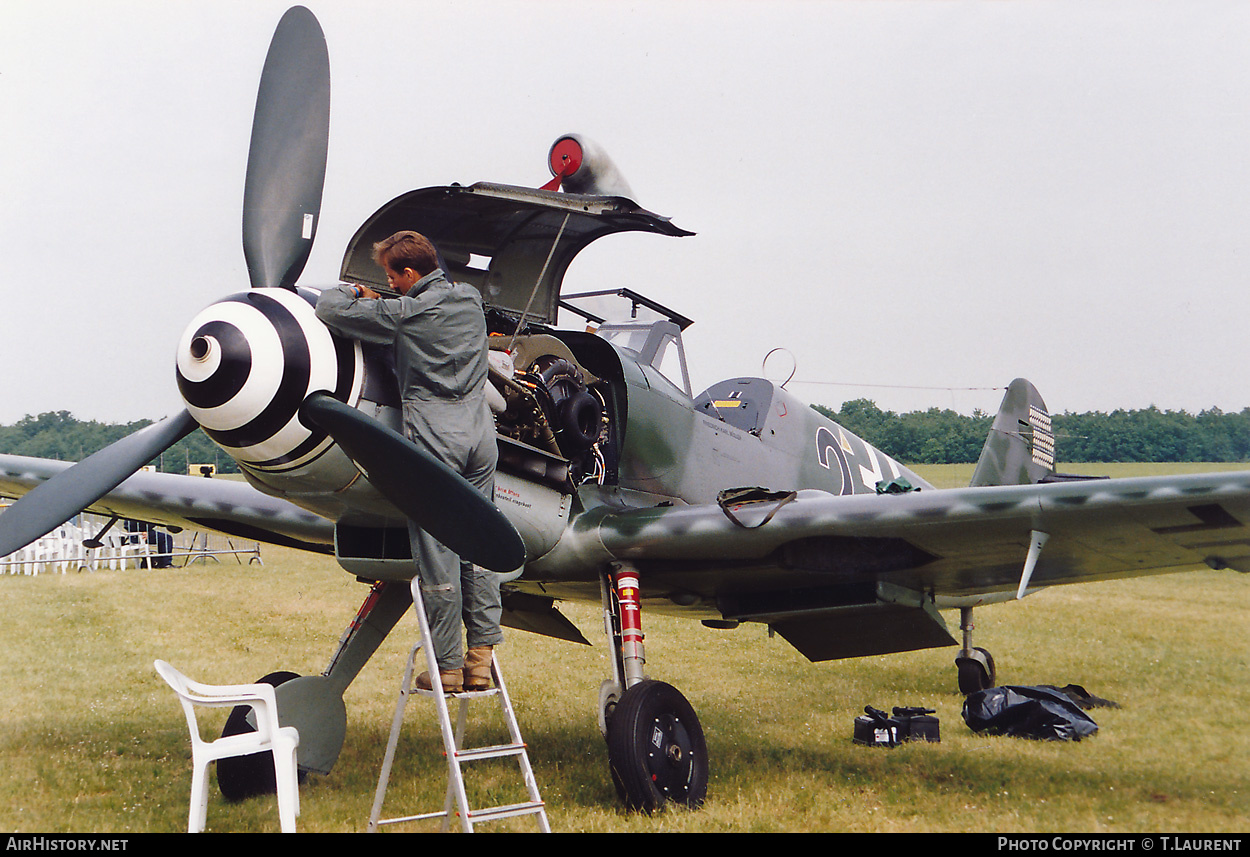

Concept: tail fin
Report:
left=970, top=379, right=1055, bottom=487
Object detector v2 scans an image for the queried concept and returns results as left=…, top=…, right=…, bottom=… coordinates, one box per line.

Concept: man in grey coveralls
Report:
left=315, top=230, right=502, bottom=693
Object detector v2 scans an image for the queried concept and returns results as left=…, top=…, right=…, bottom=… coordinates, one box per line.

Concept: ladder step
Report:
left=413, top=687, right=500, bottom=698
left=374, top=809, right=450, bottom=827
left=369, top=618, right=550, bottom=832
left=455, top=742, right=527, bottom=762
left=466, top=800, right=547, bottom=823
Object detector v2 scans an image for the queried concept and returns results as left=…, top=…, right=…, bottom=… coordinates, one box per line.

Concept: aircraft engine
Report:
left=531, top=355, right=604, bottom=458
left=175, top=287, right=363, bottom=474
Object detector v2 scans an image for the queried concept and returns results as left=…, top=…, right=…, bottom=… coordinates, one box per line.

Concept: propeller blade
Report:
left=0, top=410, right=198, bottom=557
left=299, top=393, right=526, bottom=572
left=242, top=6, right=331, bottom=290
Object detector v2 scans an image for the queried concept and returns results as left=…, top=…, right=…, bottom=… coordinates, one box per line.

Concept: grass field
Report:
left=1, top=463, right=1248, bottom=833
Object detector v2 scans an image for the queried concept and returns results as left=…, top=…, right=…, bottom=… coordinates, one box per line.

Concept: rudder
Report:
left=970, top=379, right=1055, bottom=487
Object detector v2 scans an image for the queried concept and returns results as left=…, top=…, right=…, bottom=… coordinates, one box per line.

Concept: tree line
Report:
left=0, top=411, right=238, bottom=474
left=812, top=400, right=1250, bottom=464
left=2, top=404, right=1249, bottom=470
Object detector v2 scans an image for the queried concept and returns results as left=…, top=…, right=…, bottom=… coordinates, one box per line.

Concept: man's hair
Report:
left=372, top=231, right=439, bottom=277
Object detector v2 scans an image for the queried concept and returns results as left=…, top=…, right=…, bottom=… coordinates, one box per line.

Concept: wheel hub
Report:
left=646, top=714, right=698, bottom=796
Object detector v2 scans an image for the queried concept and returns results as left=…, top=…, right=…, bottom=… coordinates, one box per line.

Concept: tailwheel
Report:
left=606, top=680, right=708, bottom=813
left=217, top=671, right=301, bottom=801
left=956, top=646, right=996, bottom=695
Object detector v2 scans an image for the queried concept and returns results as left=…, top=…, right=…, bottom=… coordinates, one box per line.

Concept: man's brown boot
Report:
left=416, top=668, right=464, bottom=694
left=463, top=646, right=494, bottom=691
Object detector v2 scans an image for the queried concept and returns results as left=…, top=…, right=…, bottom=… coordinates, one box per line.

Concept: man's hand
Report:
left=345, top=283, right=381, bottom=300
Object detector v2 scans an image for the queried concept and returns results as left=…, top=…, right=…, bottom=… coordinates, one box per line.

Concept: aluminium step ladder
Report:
left=367, top=586, right=550, bottom=833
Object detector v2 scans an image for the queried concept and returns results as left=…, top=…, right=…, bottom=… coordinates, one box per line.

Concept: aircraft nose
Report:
left=175, top=288, right=361, bottom=471
left=176, top=293, right=281, bottom=431
left=177, top=322, right=255, bottom=411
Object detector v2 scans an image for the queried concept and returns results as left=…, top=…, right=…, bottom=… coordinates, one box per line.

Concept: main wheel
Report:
left=606, top=680, right=708, bottom=812
left=217, top=671, right=299, bottom=801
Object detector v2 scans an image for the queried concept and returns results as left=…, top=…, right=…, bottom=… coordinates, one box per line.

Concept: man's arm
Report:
left=315, top=284, right=400, bottom=344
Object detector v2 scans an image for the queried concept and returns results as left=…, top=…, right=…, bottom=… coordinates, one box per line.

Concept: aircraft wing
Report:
left=0, top=454, right=334, bottom=553
left=568, top=471, right=1250, bottom=660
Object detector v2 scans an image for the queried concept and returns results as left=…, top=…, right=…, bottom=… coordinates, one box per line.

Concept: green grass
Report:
left=2, top=463, right=1248, bottom=832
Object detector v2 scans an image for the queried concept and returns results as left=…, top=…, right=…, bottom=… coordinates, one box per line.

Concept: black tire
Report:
left=956, top=647, right=997, bottom=695
left=606, top=680, right=708, bottom=813
left=216, top=671, right=299, bottom=802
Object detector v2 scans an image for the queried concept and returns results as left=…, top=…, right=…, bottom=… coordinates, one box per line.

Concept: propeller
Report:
left=0, top=411, right=197, bottom=557
left=299, top=394, right=526, bottom=573
left=0, top=10, right=329, bottom=557
left=1, top=9, right=520, bottom=574
left=242, top=5, right=331, bottom=291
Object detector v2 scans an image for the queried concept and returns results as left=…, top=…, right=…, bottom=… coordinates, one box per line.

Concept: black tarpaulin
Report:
left=962, top=685, right=1100, bottom=741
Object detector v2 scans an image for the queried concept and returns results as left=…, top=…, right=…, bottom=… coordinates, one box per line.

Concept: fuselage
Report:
left=173, top=284, right=929, bottom=594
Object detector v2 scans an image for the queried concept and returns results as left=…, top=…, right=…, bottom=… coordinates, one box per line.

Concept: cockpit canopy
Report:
left=561, top=288, right=694, bottom=398
left=339, top=182, right=691, bottom=325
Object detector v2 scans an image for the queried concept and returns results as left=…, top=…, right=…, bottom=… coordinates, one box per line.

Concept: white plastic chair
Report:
left=154, top=660, right=301, bottom=833
left=115, top=530, right=150, bottom=570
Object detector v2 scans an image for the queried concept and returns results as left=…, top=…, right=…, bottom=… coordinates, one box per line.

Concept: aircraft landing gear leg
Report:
left=955, top=606, right=996, bottom=695
left=596, top=568, right=628, bottom=739
left=216, top=580, right=412, bottom=800
left=600, top=563, right=708, bottom=813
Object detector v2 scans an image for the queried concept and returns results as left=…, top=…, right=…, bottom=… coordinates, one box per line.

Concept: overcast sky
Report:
left=3, top=0, right=1249, bottom=427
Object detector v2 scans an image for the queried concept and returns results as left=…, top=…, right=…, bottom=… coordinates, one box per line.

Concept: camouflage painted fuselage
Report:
left=516, top=324, right=933, bottom=625
left=617, top=372, right=930, bottom=505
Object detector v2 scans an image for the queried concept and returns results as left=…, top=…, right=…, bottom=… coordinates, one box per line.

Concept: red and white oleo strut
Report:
left=613, top=563, right=647, bottom=687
